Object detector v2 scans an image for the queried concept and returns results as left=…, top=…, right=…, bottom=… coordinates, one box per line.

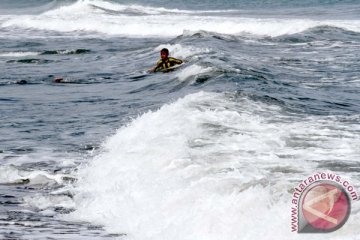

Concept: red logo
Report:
left=301, top=183, right=350, bottom=232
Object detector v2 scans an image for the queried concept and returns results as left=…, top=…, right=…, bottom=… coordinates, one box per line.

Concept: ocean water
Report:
left=0, top=0, right=360, bottom=239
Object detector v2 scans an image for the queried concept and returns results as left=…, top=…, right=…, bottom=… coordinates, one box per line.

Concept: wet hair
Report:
left=160, top=48, right=169, bottom=55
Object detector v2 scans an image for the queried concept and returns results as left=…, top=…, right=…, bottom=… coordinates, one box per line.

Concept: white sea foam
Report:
left=154, top=44, right=210, bottom=59
left=0, top=165, right=23, bottom=184
left=23, top=194, right=75, bottom=212
left=0, top=165, right=72, bottom=185
left=175, top=64, right=213, bottom=81
left=1, top=0, right=359, bottom=37
left=66, top=91, right=360, bottom=240
left=0, top=51, right=39, bottom=57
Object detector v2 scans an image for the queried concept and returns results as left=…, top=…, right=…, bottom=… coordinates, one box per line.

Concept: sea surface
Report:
left=0, top=0, right=360, bottom=239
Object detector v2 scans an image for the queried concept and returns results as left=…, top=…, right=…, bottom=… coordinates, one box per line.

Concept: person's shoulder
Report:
left=157, top=59, right=162, bottom=65
left=169, top=57, right=182, bottom=62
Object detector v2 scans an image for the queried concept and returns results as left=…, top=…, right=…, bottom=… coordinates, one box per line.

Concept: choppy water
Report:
left=0, top=0, right=360, bottom=239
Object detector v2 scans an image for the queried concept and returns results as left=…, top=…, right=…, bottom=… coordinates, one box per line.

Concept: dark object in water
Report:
left=54, top=77, right=64, bottom=83
left=16, top=80, right=27, bottom=84
left=41, top=49, right=91, bottom=55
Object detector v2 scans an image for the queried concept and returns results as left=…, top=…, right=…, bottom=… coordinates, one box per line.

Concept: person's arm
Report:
left=148, top=60, right=162, bottom=73
left=169, top=57, right=183, bottom=64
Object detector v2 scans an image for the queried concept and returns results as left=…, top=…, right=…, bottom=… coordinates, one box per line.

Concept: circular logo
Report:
left=301, top=183, right=350, bottom=232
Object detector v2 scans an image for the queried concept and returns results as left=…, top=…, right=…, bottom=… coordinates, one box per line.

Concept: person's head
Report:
left=160, top=48, right=169, bottom=59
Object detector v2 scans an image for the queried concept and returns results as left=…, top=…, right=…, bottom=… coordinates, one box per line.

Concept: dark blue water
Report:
left=0, top=1, right=359, bottom=239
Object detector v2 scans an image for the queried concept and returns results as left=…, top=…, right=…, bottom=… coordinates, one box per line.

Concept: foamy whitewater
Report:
left=1, top=0, right=360, bottom=37
left=0, top=0, right=359, bottom=239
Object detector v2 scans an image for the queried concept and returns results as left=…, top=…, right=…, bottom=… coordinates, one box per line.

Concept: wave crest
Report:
left=1, top=0, right=360, bottom=37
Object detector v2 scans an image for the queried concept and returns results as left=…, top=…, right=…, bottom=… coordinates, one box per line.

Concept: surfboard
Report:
left=135, top=63, right=184, bottom=78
